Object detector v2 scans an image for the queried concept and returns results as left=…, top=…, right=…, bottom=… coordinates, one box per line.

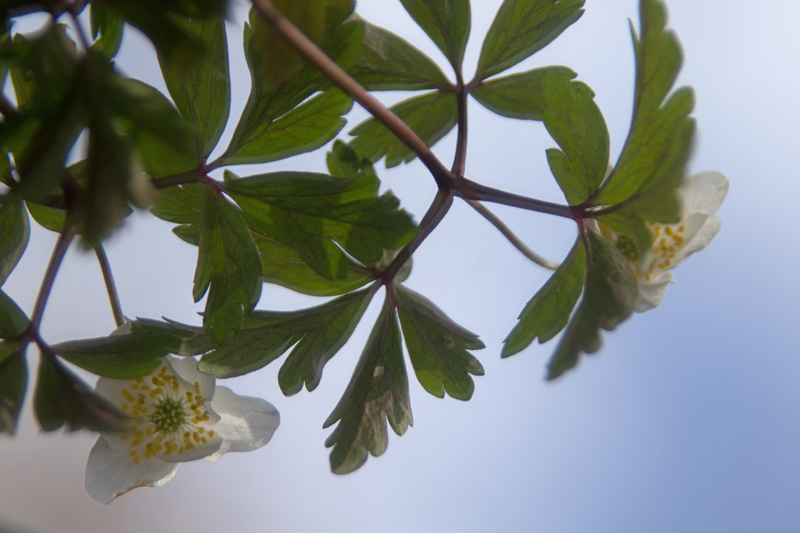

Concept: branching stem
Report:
left=94, top=244, right=125, bottom=327
left=29, top=225, right=77, bottom=333
left=452, top=72, right=468, bottom=177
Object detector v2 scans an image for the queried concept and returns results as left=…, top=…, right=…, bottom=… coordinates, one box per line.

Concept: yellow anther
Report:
left=665, top=227, right=674, bottom=236
left=121, top=435, right=129, bottom=441
left=135, top=456, right=142, bottom=464
left=130, top=451, right=138, bottom=457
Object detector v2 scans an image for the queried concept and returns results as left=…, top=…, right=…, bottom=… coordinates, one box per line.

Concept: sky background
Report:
left=2, top=0, right=799, bottom=532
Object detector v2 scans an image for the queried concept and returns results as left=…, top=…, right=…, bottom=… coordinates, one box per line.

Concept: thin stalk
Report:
left=451, top=73, right=468, bottom=177
left=29, top=225, right=77, bottom=332
left=467, top=200, right=559, bottom=271
left=150, top=169, right=206, bottom=190
left=94, top=244, right=125, bottom=327
left=251, top=0, right=454, bottom=188
left=381, top=190, right=453, bottom=282
left=454, top=177, right=576, bottom=219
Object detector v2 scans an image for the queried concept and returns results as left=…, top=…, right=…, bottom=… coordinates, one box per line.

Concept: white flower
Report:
left=595, top=171, right=729, bottom=312
left=85, top=355, right=279, bottom=504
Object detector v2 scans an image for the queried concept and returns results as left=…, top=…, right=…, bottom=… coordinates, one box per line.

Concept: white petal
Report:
left=671, top=215, right=722, bottom=270
left=157, top=429, right=223, bottom=463
left=204, top=386, right=280, bottom=463
left=169, top=355, right=216, bottom=400
left=635, top=271, right=674, bottom=313
left=680, top=172, right=729, bottom=215
left=85, top=437, right=179, bottom=504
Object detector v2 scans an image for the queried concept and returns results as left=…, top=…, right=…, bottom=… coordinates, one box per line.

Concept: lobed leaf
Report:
left=349, top=20, right=451, bottom=91
left=193, top=187, right=263, bottom=345
left=476, top=0, right=585, bottom=80
left=0, top=289, right=29, bottom=339
left=348, top=90, right=457, bottom=168
left=542, top=72, right=609, bottom=205
left=0, top=193, right=29, bottom=286
left=0, top=342, right=26, bottom=435
left=34, top=353, right=128, bottom=432
left=399, top=0, right=470, bottom=70
left=502, top=240, right=586, bottom=357
left=323, top=295, right=411, bottom=474
left=394, top=284, right=484, bottom=400
left=471, top=66, right=576, bottom=121
left=546, top=231, right=637, bottom=380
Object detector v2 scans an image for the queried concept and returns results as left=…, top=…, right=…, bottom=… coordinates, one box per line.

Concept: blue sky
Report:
left=2, top=1, right=799, bottom=532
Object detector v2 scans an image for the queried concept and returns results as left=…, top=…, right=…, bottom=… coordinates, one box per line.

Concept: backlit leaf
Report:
left=471, top=67, right=576, bottom=121
left=399, top=0, right=470, bottom=70
left=0, top=342, right=26, bottom=434
left=0, top=193, right=29, bottom=286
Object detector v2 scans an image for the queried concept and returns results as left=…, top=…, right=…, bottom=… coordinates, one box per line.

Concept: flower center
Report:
left=642, top=221, right=687, bottom=280
left=149, top=397, right=186, bottom=434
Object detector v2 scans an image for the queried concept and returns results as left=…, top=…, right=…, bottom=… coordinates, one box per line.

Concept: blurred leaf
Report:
left=131, top=318, right=218, bottom=356
left=476, top=0, right=584, bottom=80
left=542, top=72, right=609, bottom=205
left=394, top=284, right=484, bottom=400
left=399, top=0, right=470, bottom=70
left=591, top=0, right=692, bottom=213
left=50, top=329, right=181, bottom=379
left=221, top=88, right=352, bottom=166
left=193, top=187, right=263, bottom=345
left=0, top=193, right=29, bottom=285
left=471, top=66, right=576, bottom=120
left=323, top=295, right=411, bottom=474
left=326, top=139, right=376, bottom=179
left=502, top=240, right=586, bottom=357
left=547, top=231, right=637, bottom=380
left=0, top=342, right=26, bottom=435
left=198, top=286, right=377, bottom=393
left=348, top=21, right=450, bottom=91
left=348, top=90, right=457, bottom=168
left=227, top=171, right=417, bottom=280
left=90, top=3, right=124, bottom=58
left=0, top=289, right=28, bottom=338
left=220, top=8, right=362, bottom=166
left=158, top=16, right=230, bottom=160
left=34, top=353, right=128, bottom=432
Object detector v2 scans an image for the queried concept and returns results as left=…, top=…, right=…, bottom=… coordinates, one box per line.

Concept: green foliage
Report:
left=399, top=0, right=470, bottom=70
left=34, top=353, right=128, bottom=432
left=348, top=21, right=451, bottom=91
left=158, top=16, right=230, bottom=160
left=476, top=0, right=585, bottom=80
left=0, top=289, right=29, bottom=338
left=471, top=66, right=577, bottom=121
left=394, top=284, right=484, bottom=400
left=90, top=4, right=124, bottom=58
left=503, top=240, right=586, bottom=357
left=324, top=295, right=411, bottom=474
left=198, top=286, right=377, bottom=394
left=0, top=193, right=29, bottom=286
left=349, top=91, right=457, bottom=167
left=0, top=341, right=26, bottom=434
left=547, top=231, right=637, bottom=379
left=542, top=72, right=609, bottom=206
left=193, top=187, right=263, bottom=345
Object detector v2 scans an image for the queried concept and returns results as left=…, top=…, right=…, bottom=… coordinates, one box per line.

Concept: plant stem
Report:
left=29, top=225, right=77, bottom=333
left=454, top=178, right=576, bottom=219
left=452, top=73, right=468, bottom=177
left=466, top=200, right=559, bottom=271
left=251, top=0, right=454, bottom=188
left=94, top=244, right=125, bottom=327
left=380, top=190, right=453, bottom=282
left=150, top=169, right=206, bottom=189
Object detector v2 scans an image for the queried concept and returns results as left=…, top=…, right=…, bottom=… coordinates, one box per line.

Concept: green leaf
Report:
left=198, top=286, right=376, bottom=389
left=130, top=318, right=218, bottom=357
left=159, top=16, right=230, bottom=160
left=323, top=295, right=411, bottom=474
left=348, top=21, right=451, bottom=91
left=348, top=90, right=457, bottom=168
left=399, top=0, right=470, bottom=70
left=193, top=187, right=263, bottom=345
left=591, top=0, right=693, bottom=208
left=150, top=182, right=205, bottom=226
left=90, top=3, right=124, bottom=58
left=0, top=342, right=26, bottom=435
left=471, top=66, right=576, bottom=120
left=502, top=240, right=586, bottom=357
left=476, top=0, right=585, bottom=80
left=394, top=284, right=484, bottom=400
left=0, top=193, right=29, bottom=286
left=227, top=171, right=417, bottom=280
left=50, top=328, right=181, bottom=379
left=0, top=289, right=29, bottom=339
left=221, top=88, right=352, bottom=166
left=542, top=72, right=609, bottom=205
left=34, top=353, right=128, bottom=432
left=547, top=231, right=637, bottom=380
left=220, top=9, right=362, bottom=166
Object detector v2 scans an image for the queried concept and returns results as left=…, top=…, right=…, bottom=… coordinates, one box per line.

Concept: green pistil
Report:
left=615, top=234, right=641, bottom=263
left=150, top=397, right=187, bottom=434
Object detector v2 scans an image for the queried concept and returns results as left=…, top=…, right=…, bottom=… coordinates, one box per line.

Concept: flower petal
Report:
left=670, top=214, right=722, bottom=270
left=635, top=271, right=674, bottom=312
left=680, top=172, right=729, bottom=215
left=204, top=386, right=280, bottom=463
left=85, top=437, right=179, bottom=504
left=169, top=355, right=216, bottom=401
